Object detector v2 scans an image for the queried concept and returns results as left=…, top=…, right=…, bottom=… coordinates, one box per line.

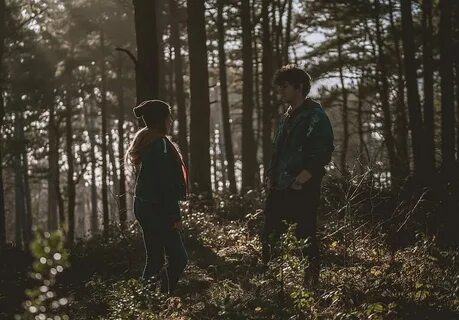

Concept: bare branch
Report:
left=115, top=47, right=137, bottom=66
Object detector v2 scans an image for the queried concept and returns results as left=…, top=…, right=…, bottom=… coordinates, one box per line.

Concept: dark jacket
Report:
left=268, top=98, right=334, bottom=190
left=134, top=137, right=187, bottom=222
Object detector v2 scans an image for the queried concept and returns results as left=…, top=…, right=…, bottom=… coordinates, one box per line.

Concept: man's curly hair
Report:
left=273, top=64, right=312, bottom=96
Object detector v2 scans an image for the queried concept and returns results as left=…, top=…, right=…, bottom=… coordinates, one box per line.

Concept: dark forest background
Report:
left=1, top=0, right=459, bottom=319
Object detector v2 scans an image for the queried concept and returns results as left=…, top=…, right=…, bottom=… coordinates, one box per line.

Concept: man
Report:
left=262, top=65, right=334, bottom=287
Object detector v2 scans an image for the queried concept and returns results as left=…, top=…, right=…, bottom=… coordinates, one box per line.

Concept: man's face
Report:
left=276, top=81, right=301, bottom=103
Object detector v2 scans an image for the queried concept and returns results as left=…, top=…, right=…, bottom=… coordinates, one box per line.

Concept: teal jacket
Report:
left=268, top=98, right=334, bottom=190
left=134, top=137, right=187, bottom=222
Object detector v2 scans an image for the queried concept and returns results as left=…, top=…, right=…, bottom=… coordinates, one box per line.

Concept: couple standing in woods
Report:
left=125, top=65, right=334, bottom=294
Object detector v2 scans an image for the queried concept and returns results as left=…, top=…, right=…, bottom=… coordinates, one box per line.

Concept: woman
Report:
left=126, top=100, right=188, bottom=294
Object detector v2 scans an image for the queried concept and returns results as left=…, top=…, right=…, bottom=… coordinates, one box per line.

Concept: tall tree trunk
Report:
left=422, top=0, right=436, bottom=175
left=262, top=0, right=273, bottom=179
left=401, top=0, right=425, bottom=179
left=0, top=0, right=6, bottom=245
left=133, top=0, right=160, bottom=104
left=186, top=0, right=212, bottom=196
left=100, top=31, right=109, bottom=235
left=388, top=0, right=409, bottom=177
left=336, top=24, right=349, bottom=175
left=116, top=54, right=127, bottom=229
left=241, top=0, right=257, bottom=191
left=170, top=0, right=189, bottom=168
left=439, top=0, right=456, bottom=171
left=283, top=0, right=293, bottom=64
left=22, top=146, right=32, bottom=245
left=48, top=101, right=59, bottom=231
left=217, top=0, right=237, bottom=193
left=456, top=3, right=459, bottom=161
left=156, top=0, right=167, bottom=101
left=374, top=0, right=400, bottom=189
left=107, top=128, right=119, bottom=200
left=84, top=99, right=98, bottom=234
left=14, top=111, right=25, bottom=248
left=65, top=85, right=76, bottom=246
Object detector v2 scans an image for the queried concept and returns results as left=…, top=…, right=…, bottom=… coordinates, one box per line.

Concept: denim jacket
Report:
left=134, top=137, right=187, bottom=222
left=268, top=98, right=334, bottom=190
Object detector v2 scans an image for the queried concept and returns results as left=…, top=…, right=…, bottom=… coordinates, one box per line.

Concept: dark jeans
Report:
left=134, top=197, right=188, bottom=293
left=262, top=177, right=321, bottom=276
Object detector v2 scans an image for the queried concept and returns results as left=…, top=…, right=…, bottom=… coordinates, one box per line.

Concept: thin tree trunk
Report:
left=84, top=99, right=98, bottom=234
left=116, top=54, right=127, bottom=229
left=439, top=0, right=456, bottom=171
left=283, top=0, right=293, bottom=64
left=65, top=87, right=76, bottom=246
left=217, top=0, right=237, bottom=193
left=48, top=101, right=59, bottom=231
left=456, top=13, right=459, bottom=161
left=100, top=31, right=110, bottom=235
left=186, top=0, right=212, bottom=196
left=156, top=0, right=167, bottom=101
left=212, top=132, right=218, bottom=192
left=14, top=112, right=25, bottom=248
left=422, top=0, right=436, bottom=175
left=241, top=0, right=257, bottom=191
left=170, top=0, right=189, bottom=168
left=336, top=23, right=349, bottom=175
left=253, top=25, right=262, bottom=188
left=401, top=0, right=426, bottom=179
left=107, top=128, right=119, bottom=200
left=374, top=0, right=400, bottom=189
left=133, top=0, right=160, bottom=104
left=14, top=158, right=24, bottom=247
left=262, top=0, right=273, bottom=179
left=388, top=0, right=409, bottom=177
left=0, top=0, right=5, bottom=245
left=22, top=147, right=32, bottom=245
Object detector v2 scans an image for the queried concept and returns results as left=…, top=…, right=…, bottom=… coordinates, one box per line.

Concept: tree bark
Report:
left=217, top=0, right=237, bottom=194
left=156, top=0, right=167, bottom=101
left=169, top=0, right=189, bottom=168
left=336, top=23, right=349, bottom=175
left=133, top=0, right=160, bottom=104
left=84, top=99, right=98, bottom=234
left=22, top=145, right=32, bottom=245
left=262, top=0, right=273, bottom=179
left=186, top=0, right=212, bottom=196
left=401, top=0, right=426, bottom=179
left=388, top=0, right=409, bottom=177
left=422, top=0, right=436, bottom=175
left=0, top=0, right=6, bottom=245
left=48, top=100, right=59, bottom=231
left=14, top=111, right=26, bottom=248
left=116, top=54, right=127, bottom=229
left=439, top=0, right=456, bottom=171
left=283, top=0, right=293, bottom=64
left=456, top=3, right=459, bottom=161
left=65, top=74, right=76, bottom=246
left=241, top=0, right=257, bottom=191
left=374, top=0, right=400, bottom=189
left=100, top=31, right=109, bottom=235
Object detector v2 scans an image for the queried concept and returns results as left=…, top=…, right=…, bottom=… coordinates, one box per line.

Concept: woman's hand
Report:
left=173, top=221, right=183, bottom=231
left=291, top=169, right=312, bottom=190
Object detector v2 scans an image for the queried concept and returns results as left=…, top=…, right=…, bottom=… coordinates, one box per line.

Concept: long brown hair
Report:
left=125, top=100, right=171, bottom=168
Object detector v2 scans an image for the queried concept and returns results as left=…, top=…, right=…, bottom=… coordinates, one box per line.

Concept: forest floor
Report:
left=2, top=189, right=459, bottom=320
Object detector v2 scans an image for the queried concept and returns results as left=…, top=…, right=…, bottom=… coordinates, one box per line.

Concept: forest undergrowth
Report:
left=3, top=173, right=459, bottom=320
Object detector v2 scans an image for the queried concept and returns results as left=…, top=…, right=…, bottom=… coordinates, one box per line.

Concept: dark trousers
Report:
left=134, top=197, right=188, bottom=293
left=262, top=177, right=321, bottom=276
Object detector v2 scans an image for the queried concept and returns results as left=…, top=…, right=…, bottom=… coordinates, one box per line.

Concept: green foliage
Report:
left=5, top=186, right=459, bottom=319
left=16, top=230, right=70, bottom=320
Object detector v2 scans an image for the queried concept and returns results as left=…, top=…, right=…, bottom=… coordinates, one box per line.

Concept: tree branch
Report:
left=115, top=47, right=137, bottom=66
